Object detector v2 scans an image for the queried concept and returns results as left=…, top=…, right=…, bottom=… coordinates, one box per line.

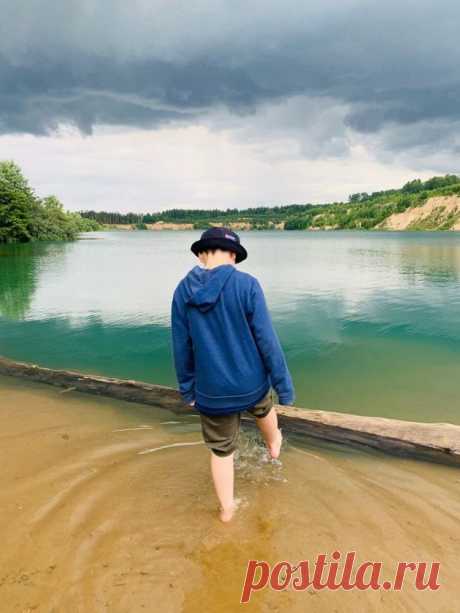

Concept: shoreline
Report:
left=1, top=355, right=459, bottom=467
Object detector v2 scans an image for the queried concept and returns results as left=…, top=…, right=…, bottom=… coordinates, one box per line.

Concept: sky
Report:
left=1, top=0, right=460, bottom=213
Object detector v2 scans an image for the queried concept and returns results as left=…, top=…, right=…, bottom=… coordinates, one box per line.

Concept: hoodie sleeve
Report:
left=171, top=286, right=195, bottom=403
left=247, top=278, right=295, bottom=405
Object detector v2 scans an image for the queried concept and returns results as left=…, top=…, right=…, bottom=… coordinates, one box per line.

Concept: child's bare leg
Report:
left=255, top=408, right=282, bottom=459
left=210, top=451, right=235, bottom=522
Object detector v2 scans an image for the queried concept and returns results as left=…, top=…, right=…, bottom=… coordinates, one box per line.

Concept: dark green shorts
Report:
left=199, top=388, right=274, bottom=457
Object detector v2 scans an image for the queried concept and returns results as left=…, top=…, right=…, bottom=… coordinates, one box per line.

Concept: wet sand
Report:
left=0, top=374, right=459, bottom=612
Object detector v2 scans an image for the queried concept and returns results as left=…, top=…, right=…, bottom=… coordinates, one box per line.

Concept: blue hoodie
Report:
left=171, top=264, right=295, bottom=415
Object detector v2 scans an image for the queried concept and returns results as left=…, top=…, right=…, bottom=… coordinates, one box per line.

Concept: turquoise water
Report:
left=1, top=230, right=459, bottom=423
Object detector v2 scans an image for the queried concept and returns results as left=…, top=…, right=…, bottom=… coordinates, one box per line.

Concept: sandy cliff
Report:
left=146, top=221, right=194, bottom=230
left=380, top=195, right=460, bottom=230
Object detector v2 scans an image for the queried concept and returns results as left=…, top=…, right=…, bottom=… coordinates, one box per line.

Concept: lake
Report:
left=1, top=230, right=459, bottom=424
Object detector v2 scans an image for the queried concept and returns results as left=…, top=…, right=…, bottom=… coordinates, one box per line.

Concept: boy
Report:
left=171, top=226, right=295, bottom=522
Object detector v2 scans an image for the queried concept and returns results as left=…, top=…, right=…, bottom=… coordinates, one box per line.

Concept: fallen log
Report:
left=0, top=355, right=459, bottom=467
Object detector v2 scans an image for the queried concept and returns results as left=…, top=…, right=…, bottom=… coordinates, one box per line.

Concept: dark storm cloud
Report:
left=0, top=55, right=265, bottom=134
left=345, top=84, right=460, bottom=135
left=1, top=0, right=460, bottom=154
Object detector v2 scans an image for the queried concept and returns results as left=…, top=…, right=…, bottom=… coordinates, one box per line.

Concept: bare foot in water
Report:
left=219, top=502, right=236, bottom=523
left=268, top=428, right=283, bottom=459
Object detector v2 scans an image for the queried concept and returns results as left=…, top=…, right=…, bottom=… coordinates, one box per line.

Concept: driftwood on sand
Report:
left=0, top=355, right=459, bottom=467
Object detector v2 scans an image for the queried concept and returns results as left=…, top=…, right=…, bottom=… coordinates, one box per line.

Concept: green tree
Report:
left=0, top=161, right=35, bottom=242
left=0, top=160, right=101, bottom=243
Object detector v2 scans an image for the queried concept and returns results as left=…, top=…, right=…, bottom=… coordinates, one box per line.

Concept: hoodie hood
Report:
left=183, top=264, right=236, bottom=313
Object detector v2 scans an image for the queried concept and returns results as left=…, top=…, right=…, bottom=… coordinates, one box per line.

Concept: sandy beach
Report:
left=0, top=374, right=458, bottom=612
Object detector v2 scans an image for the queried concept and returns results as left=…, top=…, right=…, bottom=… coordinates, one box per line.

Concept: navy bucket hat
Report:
left=191, top=226, right=248, bottom=263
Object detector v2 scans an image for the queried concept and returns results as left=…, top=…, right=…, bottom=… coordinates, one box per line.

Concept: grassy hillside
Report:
left=80, top=174, right=460, bottom=231
left=286, top=175, right=460, bottom=231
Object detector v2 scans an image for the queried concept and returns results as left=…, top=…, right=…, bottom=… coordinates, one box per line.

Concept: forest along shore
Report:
left=3, top=160, right=460, bottom=242
left=100, top=191, right=460, bottom=232
left=102, top=190, right=460, bottom=233
left=87, top=174, right=460, bottom=232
